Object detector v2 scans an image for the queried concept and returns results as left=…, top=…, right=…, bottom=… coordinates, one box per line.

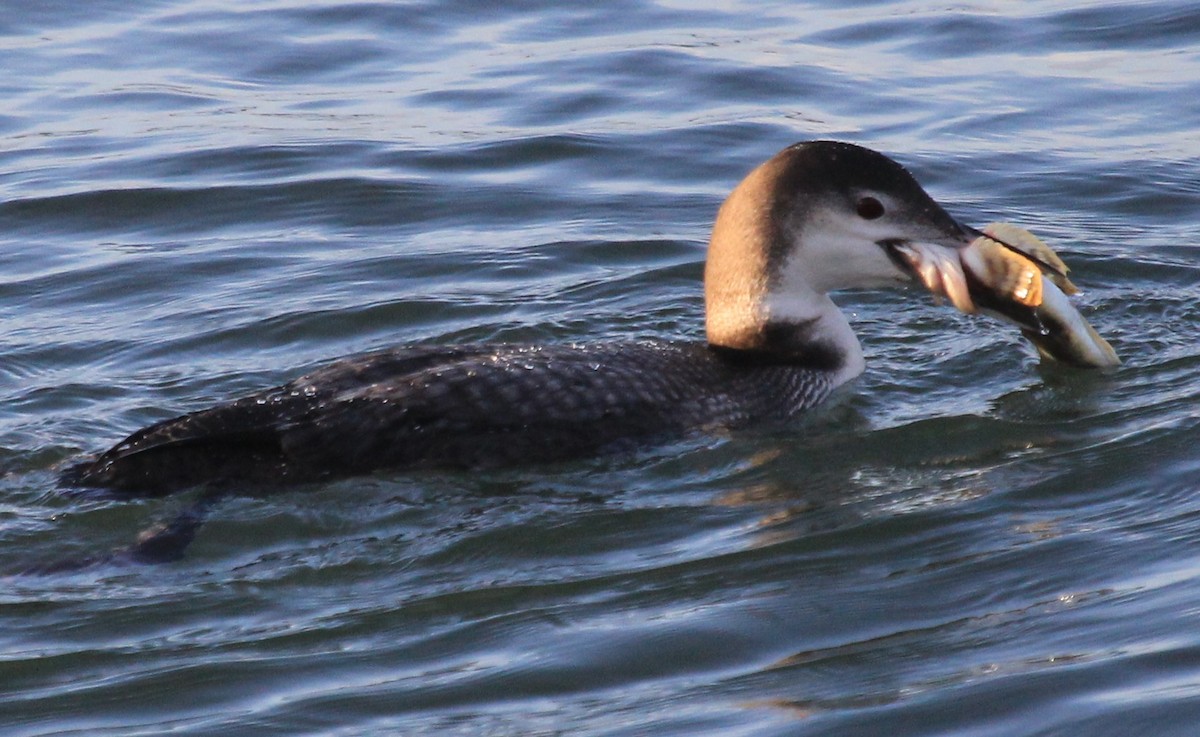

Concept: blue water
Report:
left=3, top=1, right=1200, bottom=735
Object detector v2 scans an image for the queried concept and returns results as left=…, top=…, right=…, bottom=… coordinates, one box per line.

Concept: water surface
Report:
left=3, top=1, right=1200, bottom=735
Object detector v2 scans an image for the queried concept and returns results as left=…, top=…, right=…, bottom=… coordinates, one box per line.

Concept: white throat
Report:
left=762, top=279, right=866, bottom=384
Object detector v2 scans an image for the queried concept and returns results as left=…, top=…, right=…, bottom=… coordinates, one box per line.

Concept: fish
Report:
left=892, top=223, right=1120, bottom=368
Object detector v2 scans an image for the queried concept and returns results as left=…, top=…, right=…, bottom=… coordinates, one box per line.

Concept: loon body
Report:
left=72, top=342, right=839, bottom=494
left=69, top=141, right=982, bottom=495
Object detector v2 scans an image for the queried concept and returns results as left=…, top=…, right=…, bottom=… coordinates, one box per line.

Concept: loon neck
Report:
left=703, top=149, right=865, bottom=384
left=707, top=288, right=865, bottom=382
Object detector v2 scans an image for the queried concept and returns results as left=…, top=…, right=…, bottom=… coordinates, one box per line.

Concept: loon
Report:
left=67, top=141, right=986, bottom=497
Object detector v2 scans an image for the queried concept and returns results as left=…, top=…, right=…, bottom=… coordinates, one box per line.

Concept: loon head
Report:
left=704, top=141, right=976, bottom=378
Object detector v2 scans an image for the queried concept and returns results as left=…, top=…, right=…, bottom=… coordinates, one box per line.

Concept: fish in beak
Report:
left=888, top=223, right=1120, bottom=368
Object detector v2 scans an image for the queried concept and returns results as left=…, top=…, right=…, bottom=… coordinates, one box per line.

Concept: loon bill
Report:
left=64, top=140, right=1116, bottom=496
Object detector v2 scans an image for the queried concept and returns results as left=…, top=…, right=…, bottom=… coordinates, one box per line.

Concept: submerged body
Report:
left=66, top=141, right=1116, bottom=497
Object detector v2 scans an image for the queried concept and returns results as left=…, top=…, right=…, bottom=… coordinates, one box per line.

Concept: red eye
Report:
left=856, top=196, right=884, bottom=220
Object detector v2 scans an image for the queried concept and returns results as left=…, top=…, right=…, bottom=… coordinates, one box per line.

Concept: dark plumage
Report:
left=65, top=342, right=837, bottom=495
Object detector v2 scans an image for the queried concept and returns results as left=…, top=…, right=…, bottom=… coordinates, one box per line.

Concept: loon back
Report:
left=66, top=341, right=839, bottom=495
